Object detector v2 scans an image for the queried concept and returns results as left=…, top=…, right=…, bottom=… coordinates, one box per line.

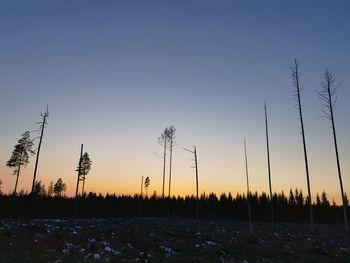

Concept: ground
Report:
left=0, top=218, right=349, bottom=262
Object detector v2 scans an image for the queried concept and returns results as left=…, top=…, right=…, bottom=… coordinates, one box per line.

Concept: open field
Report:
left=0, top=218, right=349, bottom=262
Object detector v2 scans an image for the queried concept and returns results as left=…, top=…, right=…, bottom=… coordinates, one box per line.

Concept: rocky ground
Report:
left=0, top=218, right=349, bottom=262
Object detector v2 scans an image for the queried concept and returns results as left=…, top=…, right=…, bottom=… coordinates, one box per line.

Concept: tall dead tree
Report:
left=244, top=138, right=253, bottom=234
left=140, top=175, right=144, bottom=197
left=31, top=106, right=49, bottom=194
left=291, top=59, right=314, bottom=233
left=167, top=125, right=176, bottom=199
left=184, top=146, right=199, bottom=219
left=139, top=175, right=143, bottom=217
left=158, top=128, right=169, bottom=199
left=264, top=102, right=274, bottom=229
left=317, top=69, right=348, bottom=231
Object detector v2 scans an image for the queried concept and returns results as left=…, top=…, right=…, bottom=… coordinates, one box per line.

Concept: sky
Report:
left=0, top=1, right=349, bottom=202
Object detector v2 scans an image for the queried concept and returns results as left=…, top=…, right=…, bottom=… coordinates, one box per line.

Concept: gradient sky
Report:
left=0, top=1, right=349, bottom=202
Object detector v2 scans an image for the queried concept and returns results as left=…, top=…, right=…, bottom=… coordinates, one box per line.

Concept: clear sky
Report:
left=0, top=1, right=349, bottom=202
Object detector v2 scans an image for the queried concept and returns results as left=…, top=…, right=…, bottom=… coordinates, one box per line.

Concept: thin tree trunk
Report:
left=265, top=102, right=274, bottom=229
left=14, top=144, right=25, bottom=195
left=73, top=144, right=83, bottom=218
left=139, top=176, right=143, bottom=217
left=326, top=76, right=348, bottom=231
left=194, top=147, right=199, bottom=219
left=244, top=139, right=253, bottom=234
left=81, top=177, right=85, bottom=196
left=293, top=60, right=314, bottom=233
left=14, top=164, right=21, bottom=195
left=162, top=140, right=167, bottom=199
left=332, top=121, right=348, bottom=231
left=168, top=139, right=173, bottom=198
left=75, top=144, right=83, bottom=198
left=31, top=112, right=48, bottom=194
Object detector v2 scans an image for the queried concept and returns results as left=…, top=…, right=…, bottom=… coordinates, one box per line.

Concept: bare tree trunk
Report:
left=184, top=146, right=199, bottom=219
left=264, top=102, right=274, bottom=230
left=81, top=177, right=85, bottom=196
left=14, top=164, right=21, bottom=195
left=162, top=140, right=167, bottom=199
left=73, top=144, right=83, bottom=218
left=31, top=110, right=48, bottom=194
left=168, top=139, right=173, bottom=199
left=292, top=60, right=314, bottom=233
left=75, top=144, right=83, bottom=198
left=14, top=143, right=25, bottom=195
left=194, top=147, right=199, bottom=219
left=332, top=112, right=348, bottom=231
left=139, top=176, right=143, bottom=217
left=244, top=139, right=253, bottom=234
left=319, top=70, right=348, bottom=231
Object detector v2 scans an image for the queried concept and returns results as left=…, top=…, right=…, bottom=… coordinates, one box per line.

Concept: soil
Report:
left=0, top=218, right=349, bottom=262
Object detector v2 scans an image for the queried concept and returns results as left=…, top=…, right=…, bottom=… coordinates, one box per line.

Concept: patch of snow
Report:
left=65, top=242, right=75, bottom=249
left=100, top=240, right=109, bottom=246
left=105, top=246, right=114, bottom=252
left=205, top=241, right=215, bottom=246
left=88, top=238, right=96, bottom=243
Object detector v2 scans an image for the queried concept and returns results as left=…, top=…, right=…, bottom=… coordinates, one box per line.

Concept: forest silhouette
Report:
left=0, top=189, right=348, bottom=225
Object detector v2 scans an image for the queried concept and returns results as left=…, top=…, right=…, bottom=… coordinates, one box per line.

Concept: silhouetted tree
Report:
left=6, top=131, right=35, bottom=194
left=54, top=178, right=67, bottom=197
left=31, top=106, right=49, bottom=194
left=244, top=138, right=253, bottom=233
left=144, top=176, right=150, bottom=196
left=295, top=188, right=304, bottom=207
left=167, top=125, right=176, bottom=198
left=344, top=193, right=349, bottom=206
left=321, top=190, right=330, bottom=207
left=75, top=144, right=84, bottom=198
left=140, top=176, right=144, bottom=197
left=291, top=59, right=314, bottom=232
left=264, top=101, right=274, bottom=229
left=316, top=193, right=321, bottom=207
left=32, top=180, right=46, bottom=196
left=317, top=69, right=348, bottom=231
left=289, top=188, right=295, bottom=206
left=47, top=181, right=54, bottom=197
left=0, top=180, right=2, bottom=195
left=184, top=146, right=199, bottom=219
left=158, top=128, right=169, bottom=199
left=139, top=176, right=143, bottom=216
left=80, top=152, right=92, bottom=195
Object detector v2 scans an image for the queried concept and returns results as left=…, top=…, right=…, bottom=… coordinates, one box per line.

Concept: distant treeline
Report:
left=0, top=189, right=347, bottom=224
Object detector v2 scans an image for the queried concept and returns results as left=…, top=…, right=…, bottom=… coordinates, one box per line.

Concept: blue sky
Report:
left=0, top=1, right=349, bottom=201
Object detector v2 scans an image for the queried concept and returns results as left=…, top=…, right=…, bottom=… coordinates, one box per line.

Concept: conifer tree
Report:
left=7, top=131, right=35, bottom=194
